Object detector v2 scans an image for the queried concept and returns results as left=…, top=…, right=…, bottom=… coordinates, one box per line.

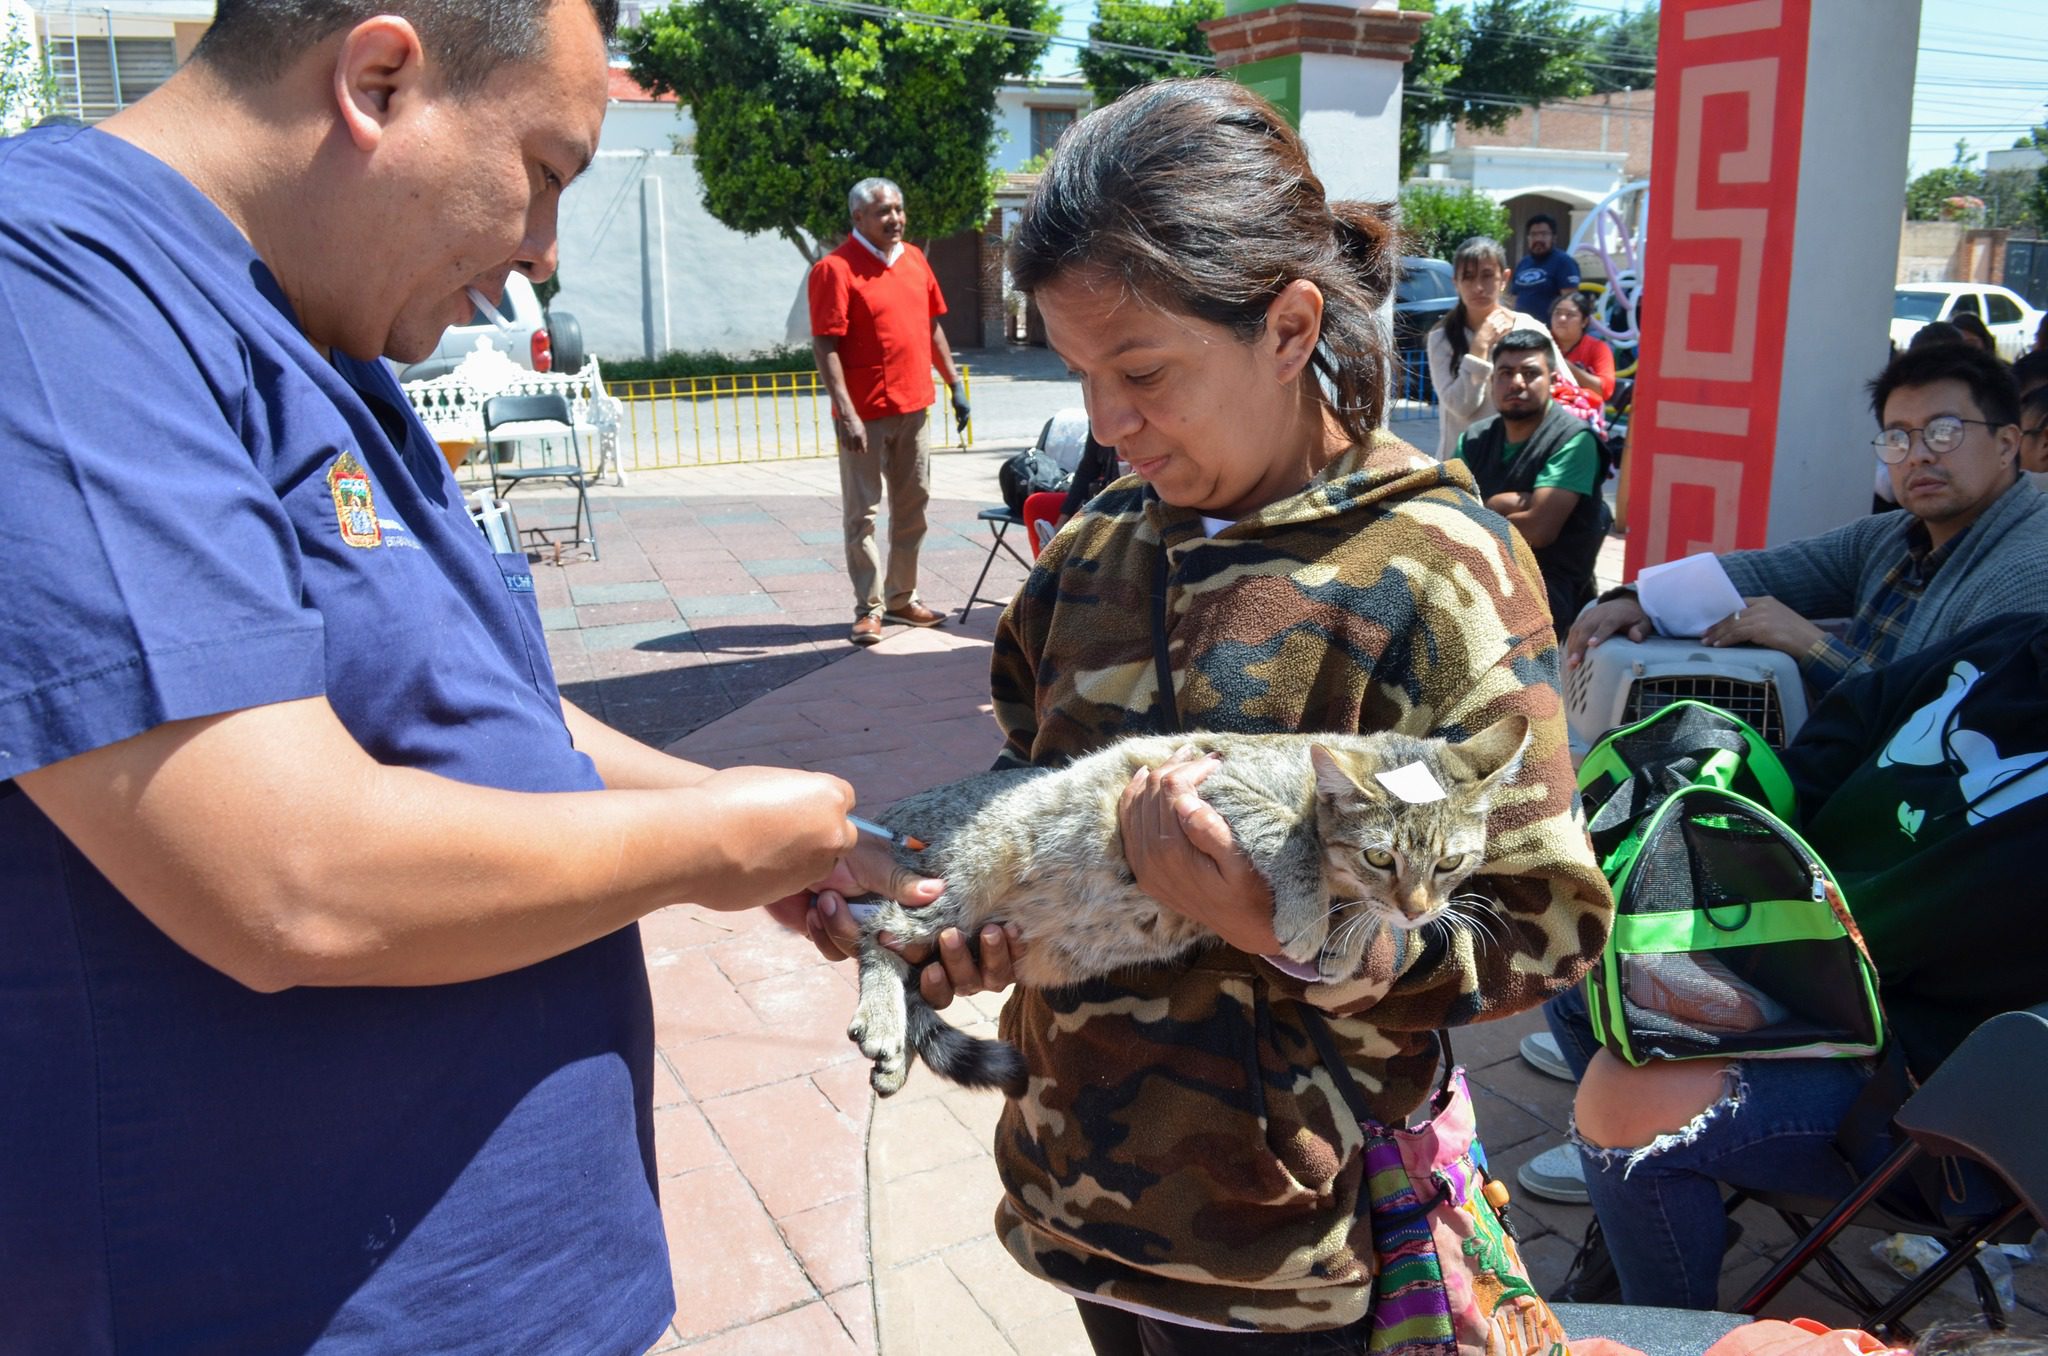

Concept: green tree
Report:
left=1399, top=0, right=1601, bottom=179
left=626, top=0, right=1054, bottom=263
left=1582, top=2, right=1657, bottom=96
left=1, top=17, right=59, bottom=135
left=1077, top=0, right=1221, bottom=108
left=1981, top=169, right=2038, bottom=232
left=2015, top=123, right=2048, bottom=236
left=1399, top=182, right=1508, bottom=260
left=1904, top=165, right=1985, bottom=222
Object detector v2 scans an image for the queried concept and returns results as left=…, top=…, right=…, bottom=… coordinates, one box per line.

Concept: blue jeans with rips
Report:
left=1543, top=987, right=1879, bottom=1309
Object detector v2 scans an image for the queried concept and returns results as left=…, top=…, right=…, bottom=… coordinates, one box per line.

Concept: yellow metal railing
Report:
left=604, top=366, right=973, bottom=472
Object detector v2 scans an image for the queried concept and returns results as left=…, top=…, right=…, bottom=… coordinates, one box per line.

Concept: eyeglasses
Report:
left=1870, top=416, right=2002, bottom=464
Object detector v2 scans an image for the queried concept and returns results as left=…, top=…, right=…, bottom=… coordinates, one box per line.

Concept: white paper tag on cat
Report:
left=1374, top=761, right=1448, bottom=804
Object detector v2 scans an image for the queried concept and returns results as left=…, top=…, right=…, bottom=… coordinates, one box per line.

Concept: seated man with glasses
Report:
left=1567, top=343, right=2048, bottom=698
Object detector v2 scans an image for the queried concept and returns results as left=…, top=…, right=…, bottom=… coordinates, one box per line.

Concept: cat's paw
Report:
left=850, top=995, right=908, bottom=1071
left=870, top=1052, right=911, bottom=1096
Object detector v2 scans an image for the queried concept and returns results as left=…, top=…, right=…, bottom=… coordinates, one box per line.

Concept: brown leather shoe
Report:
left=882, top=602, right=946, bottom=628
left=849, top=615, right=884, bottom=647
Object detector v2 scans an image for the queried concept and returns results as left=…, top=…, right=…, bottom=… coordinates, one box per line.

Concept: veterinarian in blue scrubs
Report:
left=0, top=4, right=914, bottom=1350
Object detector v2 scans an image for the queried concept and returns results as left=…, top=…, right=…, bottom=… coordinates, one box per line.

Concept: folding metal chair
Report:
left=957, top=506, right=1030, bottom=622
left=1736, top=1004, right=2048, bottom=1338
left=483, top=393, right=597, bottom=562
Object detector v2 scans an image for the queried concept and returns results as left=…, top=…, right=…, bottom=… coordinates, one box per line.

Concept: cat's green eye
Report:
left=1435, top=854, right=1469, bottom=873
left=1364, top=848, right=1396, bottom=869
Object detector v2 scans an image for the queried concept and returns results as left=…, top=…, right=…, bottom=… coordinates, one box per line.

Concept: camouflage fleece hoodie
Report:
left=987, top=432, right=1612, bottom=1333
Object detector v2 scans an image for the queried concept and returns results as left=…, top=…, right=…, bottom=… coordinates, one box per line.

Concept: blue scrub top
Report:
left=0, top=127, right=673, bottom=1353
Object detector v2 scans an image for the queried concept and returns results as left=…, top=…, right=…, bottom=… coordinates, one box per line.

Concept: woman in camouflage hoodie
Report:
left=977, top=80, right=1615, bottom=1351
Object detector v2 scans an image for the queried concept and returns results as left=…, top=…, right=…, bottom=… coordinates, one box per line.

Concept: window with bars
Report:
left=1029, top=107, right=1076, bottom=160
left=53, top=37, right=176, bottom=122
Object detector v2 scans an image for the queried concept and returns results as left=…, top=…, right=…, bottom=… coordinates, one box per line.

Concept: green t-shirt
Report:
left=1454, top=425, right=1600, bottom=497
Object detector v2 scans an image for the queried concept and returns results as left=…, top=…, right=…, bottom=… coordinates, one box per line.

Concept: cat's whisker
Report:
left=1325, top=905, right=1387, bottom=956
left=1445, top=898, right=1507, bottom=950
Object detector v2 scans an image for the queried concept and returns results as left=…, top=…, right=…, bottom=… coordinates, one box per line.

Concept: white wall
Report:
left=561, top=84, right=1075, bottom=360
left=1298, top=52, right=1402, bottom=203
left=601, top=98, right=690, bottom=154
left=553, top=145, right=814, bottom=361
left=1442, top=146, right=1629, bottom=205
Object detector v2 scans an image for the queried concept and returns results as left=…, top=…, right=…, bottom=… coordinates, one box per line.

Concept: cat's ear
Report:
left=1309, top=743, right=1373, bottom=801
left=1447, top=714, right=1531, bottom=793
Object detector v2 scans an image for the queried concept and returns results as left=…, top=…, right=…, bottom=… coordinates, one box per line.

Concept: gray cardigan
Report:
left=1718, top=475, right=2048, bottom=687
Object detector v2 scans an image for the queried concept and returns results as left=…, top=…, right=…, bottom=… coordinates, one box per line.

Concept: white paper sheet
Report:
left=1374, top=761, right=1448, bottom=804
left=1635, top=551, right=1746, bottom=637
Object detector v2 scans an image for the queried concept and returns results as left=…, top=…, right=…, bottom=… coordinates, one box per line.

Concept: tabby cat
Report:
left=848, top=715, right=1529, bottom=1097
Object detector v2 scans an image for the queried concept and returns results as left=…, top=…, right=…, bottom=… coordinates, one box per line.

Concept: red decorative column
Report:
left=1626, top=0, right=1921, bottom=573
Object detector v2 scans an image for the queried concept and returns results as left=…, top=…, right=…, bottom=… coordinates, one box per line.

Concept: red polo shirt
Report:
left=808, top=236, right=948, bottom=421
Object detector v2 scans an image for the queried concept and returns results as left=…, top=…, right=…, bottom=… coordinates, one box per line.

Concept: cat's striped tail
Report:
left=907, top=996, right=1029, bottom=1097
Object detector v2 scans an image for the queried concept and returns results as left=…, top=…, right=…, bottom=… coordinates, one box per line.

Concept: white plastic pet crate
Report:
left=1564, top=636, right=1812, bottom=759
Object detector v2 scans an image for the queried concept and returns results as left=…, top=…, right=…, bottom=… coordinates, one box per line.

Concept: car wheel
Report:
left=548, top=312, right=585, bottom=375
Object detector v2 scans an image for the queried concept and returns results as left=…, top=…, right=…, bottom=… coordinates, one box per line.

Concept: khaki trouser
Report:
left=840, top=408, right=931, bottom=618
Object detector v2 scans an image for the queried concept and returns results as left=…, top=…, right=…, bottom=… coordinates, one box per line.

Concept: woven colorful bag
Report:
left=1303, top=1016, right=1569, bottom=1356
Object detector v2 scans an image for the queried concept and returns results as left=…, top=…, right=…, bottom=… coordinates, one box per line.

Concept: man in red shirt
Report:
left=809, top=178, right=970, bottom=646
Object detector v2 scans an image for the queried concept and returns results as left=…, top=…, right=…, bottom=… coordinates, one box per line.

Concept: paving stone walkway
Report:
left=488, top=395, right=2041, bottom=1352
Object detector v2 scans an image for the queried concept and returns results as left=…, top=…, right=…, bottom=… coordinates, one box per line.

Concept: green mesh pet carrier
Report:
left=1578, top=701, right=1884, bottom=1066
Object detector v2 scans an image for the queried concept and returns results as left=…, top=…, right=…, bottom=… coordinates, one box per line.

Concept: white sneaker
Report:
left=1520, top=1030, right=1574, bottom=1082
left=1515, top=1143, right=1589, bottom=1205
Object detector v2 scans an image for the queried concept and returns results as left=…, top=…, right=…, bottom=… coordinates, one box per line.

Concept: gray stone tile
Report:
left=569, top=580, right=672, bottom=605
left=741, top=557, right=835, bottom=577
left=538, top=606, right=579, bottom=632
left=699, top=508, right=774, bottom=526
left=578, top=620, right=696, bottom=653
left=679, top=593, right=782, bottom=619
left=797, top=529, right=844, bottom=546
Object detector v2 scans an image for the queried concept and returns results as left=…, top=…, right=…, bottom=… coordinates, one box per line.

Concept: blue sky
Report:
left=1910, top=0, right=2048, bottom=175
left=1037, top=0, right=2048, bottom=177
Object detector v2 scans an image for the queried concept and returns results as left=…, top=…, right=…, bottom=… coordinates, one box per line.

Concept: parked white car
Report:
left=398, top=273, right=586, bottom=383
left=1891, top=282, right=2044, bottom=362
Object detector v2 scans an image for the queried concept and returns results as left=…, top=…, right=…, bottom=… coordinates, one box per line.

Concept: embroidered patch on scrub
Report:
left=328, top=452, right=382, bottom=549
left=1375, top=761, right=1448, bottom=804
left=503, top=570, right=535, bottom=594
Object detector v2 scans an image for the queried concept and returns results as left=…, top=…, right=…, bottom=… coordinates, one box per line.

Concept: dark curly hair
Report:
left=1869, top=339, right=2020, bottom=430
left=1007, top=78, right=1399, bottom=442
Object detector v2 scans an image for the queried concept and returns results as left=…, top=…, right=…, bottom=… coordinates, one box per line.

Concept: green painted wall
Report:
left=1225, top=54, right=1302, bottom=126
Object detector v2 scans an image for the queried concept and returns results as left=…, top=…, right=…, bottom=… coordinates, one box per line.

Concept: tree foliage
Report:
left=1398, top=0, right=1603, bottom=179
left=1, top=15, right=58, bottom=135
left=1399, top=182, right=1508, bottom=260
left=1078, top=0, right=1221, bottom=109
left=625, top=0, right=1054, bottom=263
left=2015, top=124, right=2048, bottom=237
left=1582, top=3, right=1657, bottom=96
left=1905, top=165, right=1984, bottom=223
left=1904, top=135, right=2046, bottom=233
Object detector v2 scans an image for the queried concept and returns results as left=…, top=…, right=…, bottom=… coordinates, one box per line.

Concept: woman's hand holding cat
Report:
left=1119, top=748, right=1282, bottom=956
left=766, top=840, right=941, bottom=960
left=914, top=923, right=1023, bottom=1010
left=770, top=846, right=1025, bottom=1009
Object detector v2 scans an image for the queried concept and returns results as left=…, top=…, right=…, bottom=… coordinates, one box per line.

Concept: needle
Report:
left=848, top=814, right=927, bottom=853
